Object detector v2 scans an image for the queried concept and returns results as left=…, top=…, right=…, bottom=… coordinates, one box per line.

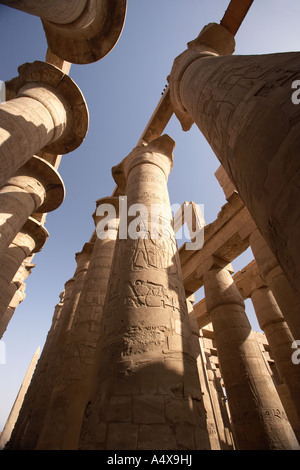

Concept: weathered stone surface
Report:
left=169, top=23, right=300, bottom=297
left=1, top=61, right=88, bottom=185
left=79, top=136, right=212, bottom=450
left=2, top=0, right=127, bottom=64
left=204, top=261, right=299, bottom=450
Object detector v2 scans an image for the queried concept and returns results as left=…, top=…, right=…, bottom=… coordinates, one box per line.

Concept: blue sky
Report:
left=0, top=0, right=299, bottom=431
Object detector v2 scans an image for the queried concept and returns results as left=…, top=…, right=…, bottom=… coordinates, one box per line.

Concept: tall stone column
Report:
left=1, top=60, right=88, bottom=186
left=36, top=197, right=119, bottom=450
left=203, top=256, right=299, bottom=450
left=186, top=295, right=221, bottom=450
left=0, top=155, right=64, bottom=257
left=1, top=0, right=127, bottom=64
left=168, top=22, right=300, bottom=296
left=0, top=218, right=48, bottom=316
left=249, top=227, right=300, bottom=340
left=5, top=287, right=69, bottom=450
left=79, top=135, right=211, bottom=450
left=250, top=286, right=300, bottom=440
left=0, top=259, right=34, bottom=338
left=8, top=241, right=93, bottom=449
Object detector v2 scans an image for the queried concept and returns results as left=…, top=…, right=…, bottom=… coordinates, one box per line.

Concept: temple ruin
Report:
left=0, top=0, right=300, bottom=451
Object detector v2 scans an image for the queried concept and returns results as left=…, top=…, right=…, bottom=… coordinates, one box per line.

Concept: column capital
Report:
left=19, top=217, right=49, bottom=254
left=6, top=60, right=89, bottom=155
left=92, top=196, right=120, bottom=230
left=168, top=23, right=235, bottom=131
left=203, top=255, right=234, bottom=274
left=112, top=135, right=175, bottom=189
left=42, top=0, right=127, bottom=64
left=10, top=155, right=65, bottom=213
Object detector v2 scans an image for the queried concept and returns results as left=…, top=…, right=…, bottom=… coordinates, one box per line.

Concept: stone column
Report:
left=79, top=135, right=211, bottom=450
left=5, top=287, right=69, bottom=450
left=168, top=22, right=300, bottom=296
left=250, top=286, right=300, bottom=440
left=9, top=241, right=93, bottom=449
left=1, top=60, right=88, bottom=186
left=2, top=0, right=88, bottom=23
left=0, top=257, right=35, bottom=338
left=0, top=218, right=48, bottom=318
left=0, top=283, right=26, bottom=339
left=36, top=197, right=120, bottom=450
left=186, top=295, right=221, bottom=450
left=203, top=256, right=299, bottom=450
left=249, top=227, right=300, bottom=340
left=1, top=0, right=127, bottom=64
left=0, top=155, right=64, bottom=257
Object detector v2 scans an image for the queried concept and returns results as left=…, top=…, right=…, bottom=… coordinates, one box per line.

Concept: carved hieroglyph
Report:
left=36, top=197, right=120, bottom=450
left=168, top=22, right=300, bottom=297
left=203, top=258, right=300, bottom=450
left=6, top=243, right=93, bottom=450
left=79, top=135, right=212, bottom=450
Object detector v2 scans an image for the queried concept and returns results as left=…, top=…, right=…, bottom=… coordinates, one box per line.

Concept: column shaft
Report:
left=79, top=136, right=211, bottom=450
left=203, top=262, right=299, bottom=450
left=169, top=23, right=300, bottom=296
left=0, top=179, right=45, bottom=255
left=2, top=0, right=88, bottom=24
left=36, top=198, right=119, bottom=450
left=0, top=94, right=63, bottom=184
left=11, top=243, right=93, bottom=449
left=249, top=227, right=300, bottom=340
left=2, top=61, right=88, bottom=186
left=251, top=286, right=300, bottom=436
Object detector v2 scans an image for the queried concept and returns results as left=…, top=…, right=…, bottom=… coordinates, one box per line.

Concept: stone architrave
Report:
left=36, top=197, right=120, bottom=450
left=168, top=22, right=300, bottom=296
left=8, top=242, right=93, bottom=450
left=1, top=61, right=88, bottom=186
left=2, top=0, right=127, bottom=64
left=203, top=257, right=299, bottom=450
left=215, top=165, right=300, bottom=341
left=79, top=135, right=212, bottom=451
left=0, top=155, right=64, bottom=257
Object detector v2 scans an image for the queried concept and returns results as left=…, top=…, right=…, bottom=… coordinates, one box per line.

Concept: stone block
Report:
left=175, top=423, right=196, bottom=449
left=106, top=396, right=132, bottom=422
left=133, top=395, right=165, bottom=424
left=107, top=423, right=139, bottom=450
left=165, top=396, right=196, bottom=425
left=137, top=424, right=177, bottom=450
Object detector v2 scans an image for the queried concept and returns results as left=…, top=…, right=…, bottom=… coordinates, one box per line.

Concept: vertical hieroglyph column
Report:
left=1, top=0, right=127, bottom=64
left=168, top=22, right=300, bottom=296
left=249, top=227, right=300, bottom=340
left=203, top=256, right=299, bottom=450
left=1, top=60, right=88, bottom=186
left=36, top=197, right=119, bottom=450
left=0, top=155, right=64, bottom=257
left=250, top=286, right=300, bottom=438
left=79, top=135, right=211, bottom=450
left=10, top=242, right=93, bottom=450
